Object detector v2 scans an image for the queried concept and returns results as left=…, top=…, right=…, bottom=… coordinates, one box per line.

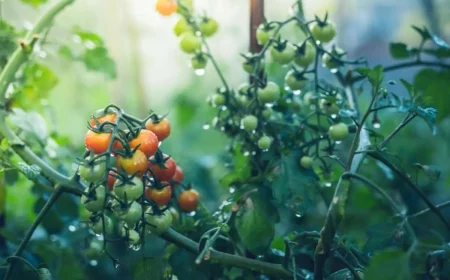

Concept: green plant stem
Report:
left=380, top=114, right=416, bottom=147
left=162, top=228, right=293, bottom=279
left=367, top=151, right=450, bottom=231
left=351, top=60, right=450, bottom=83
left=409, top=199, right=450, bottom=219
left=3, top=187, right=63, bottom=280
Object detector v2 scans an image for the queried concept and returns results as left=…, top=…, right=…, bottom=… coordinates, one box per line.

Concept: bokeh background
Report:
left=1, top=0, right=450, bottom=278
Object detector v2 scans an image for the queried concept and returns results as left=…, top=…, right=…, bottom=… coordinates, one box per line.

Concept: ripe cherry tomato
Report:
left=128, top=129, right=159, bottom=157
left=171, top=166, right=184, bottom=186
left=270, top=43, right=295, bottom=65
left=107, top=171, right=116, bottom=190
left=285, top=70, right=308, bottom=91
left=79, top=159, right=106, bottom=183
left=257, top=82, right=280, bottom=103
left=145, top=185, right=172, bottom=206
left=114, top=176, right=144, bottom=201
left=116, top=150, right=148, bottom=177
left=155, top=0, right=177, bottom=16
left=294, top=41, right=316, bottom=68
left=199, top=17, right=219, bottom=37
left=145, top=119, right=171, bottom=141
left=179, top=33, right=201, bottom=54
left=310, top=22, right=336, bottom=43
left=89, top=109, right=117, bottom=128
left=148, top=155, right=177, bottom=181
left=178, top=189, right=199, bottom=212
left=84, top=130, right=112, bottom=154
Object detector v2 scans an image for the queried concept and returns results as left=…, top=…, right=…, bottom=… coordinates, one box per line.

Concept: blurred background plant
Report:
left=0, top=0, right=450, bottom=279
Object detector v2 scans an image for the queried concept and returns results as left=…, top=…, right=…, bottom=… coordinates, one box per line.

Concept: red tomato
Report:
left=116, top=150, right=148, bottom=177
left=129, top=130, right=159, bottom=157
left=155, top=0, right=177, bottom=16
left=145, top=119, right=171, bottom=141
left=171, top=166, right=184, bottom=187
left=178, top=189, right=199, bottom=212
left=145, top=185, right=172, bottom=206
left=148, top=155, right=177, bottom=181
left=84, top=130, right=112, bottom=154
left=107, top=171, right=116, bottom=190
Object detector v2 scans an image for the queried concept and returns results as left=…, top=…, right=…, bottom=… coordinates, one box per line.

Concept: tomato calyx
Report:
left=148, top=151, right=171, bottom=170
left=313, top=13, right=330, bottom=28
left=271, top=39, right=290, bottom=52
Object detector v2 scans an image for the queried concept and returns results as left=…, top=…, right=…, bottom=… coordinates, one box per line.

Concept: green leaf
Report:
left=355, top=65, right=384, bottom=88
left=272, top=154, right=318, bottom=215
left=37, top=268, right=52, bottom=280
left=219, top=144, right=251, bottom=187
left=0, top=20, right=17, bottom=68
left=414, top=69, right=450, bottom=122
left=20, top=0, right=48, bottom=7
left=413, top=163, right=441, bottom=181
left=389, top=43, right=417, bottom=59
left=56, top=249, right=84, bottom=280
left=83, top=47, right=117, bottom=79
left=234, top=191, right=277, bottom=255
left=365, top=249, right=411, bottom=280
left=412, top=25, right=432, bottom=41
left=423, top=47, right=450, bottom=58
left=73, top=27, right=105, bottom=46
left=8, top=108, right=49, bottom=144
left=399, top=79, right=416, bottom=98
left=133, top=258, right=166, bottom=280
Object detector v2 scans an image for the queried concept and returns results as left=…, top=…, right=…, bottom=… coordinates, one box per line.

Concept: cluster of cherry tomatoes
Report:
left=79, top=106, right=200, bottom=247
left=156, top=0, right=219, bottom=71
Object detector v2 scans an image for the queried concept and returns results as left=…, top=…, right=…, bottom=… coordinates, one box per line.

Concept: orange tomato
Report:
left=89, top=112, right=117, bottom=128
left=155, top=0, right=177, bottom=16
left=145, top=185, right=172, bottom=206
left=145, top=119, right=171, bottom=141
left=171, top=166, right=184, bottom=187
left=129, top=130, right=159, bottom=157
left=84, top=130, right=112, bottom=154
left=178, top=189, right=199, bottom=212
left=116, top=150, right=148, bottom=177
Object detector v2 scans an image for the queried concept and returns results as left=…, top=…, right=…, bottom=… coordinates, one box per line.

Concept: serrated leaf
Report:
left=83, top=47, right=117, bottom=79
left=389, top=43, right=417, bottom=59
left=20, top=0, right=48, bottom=7
left=365, top=249, right=411, bottom=280
left=272, top=154, right=318, bottom=215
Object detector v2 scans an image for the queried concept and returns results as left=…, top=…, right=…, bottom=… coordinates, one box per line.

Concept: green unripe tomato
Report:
left=310, top=22, right=336, bottom=43
left=179, top=33, right=201, bottom=53
left=84, top=238, right=103, bottom=259
left=210, top=93, right=226, bottom=106
left=127, top=229, right=140, bottom=245
left=303, top=92, right=318, bottom=106
left=173, top=17, right=192, bottom=36
left=243, top=59, right=265, bottom=74
left=262, top=108, right=272, bottom=119
left=300, top=156, right=313, bottom=169
left=257, top=82, right=280, bottom=103
left=191, top=54, right=208, bottom=69
left=91, top=216, right=113, bottom=235
left=115, top=201, right=142, bottom=227
left=79, top=159, right=106, bottom=183
left=256, top=24, right=276, bottom=45
left=199, top=17, right=219, bottom=37
left=257, top=136, right=272, bottom=150
left=79, top=206, right=92, bottom=223
left=81, top=186, right=106, bottom=212
left=328, top=123, right=349, bottom=141
left=322, top=47, right=345, bottom=69
left=238, top=83, right=250, bottom=95
left=237, top=95, right=251, bottom=107
left=114, top=177, right=144, bottom=201
left=241, top=115, right=258, bottom=132
left=145, top=209, right=172, bottom=235
left=270, top=43, right=295, bottom=65
left=320, top=99, right=340, bottom=115
left=168, top=207, right=180, bottom=226
left=294, top=41, right=316, bottom=67
left=285, top=70, right=308, bottom=91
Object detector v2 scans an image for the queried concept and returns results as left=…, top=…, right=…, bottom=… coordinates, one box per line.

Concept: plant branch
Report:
left=380, top=114, right=416, bottom=148
left=3, top=187, right=63, bottom=280
left=367, top=151, right=450, bottom=232
left=162, top=228, right=293, bottom=279
left=409, top=199, right=450, bottom=219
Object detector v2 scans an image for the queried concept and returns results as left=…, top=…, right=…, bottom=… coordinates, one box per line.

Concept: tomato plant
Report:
left=145, top=185, right=172, bottom=206
left=145, top=118, right=171, bottom=141
left=178, top=189, right=199, bottom=212
left=148, top=154, right=177, bottom=181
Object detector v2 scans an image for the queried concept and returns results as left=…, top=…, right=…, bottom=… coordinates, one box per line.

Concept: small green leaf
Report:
left=423, top=47, right=450, bottom=58
left=413, top=163, right=441, bottom=181
left=58, top=45, right=74, bottom=59
left=0, top=20, right=17, bottom=68
left=20, top=0, right=48, bottom=7
left=219, top=144, right=251, bottom=187
left=389, top=43, right=417, bottom=59
left=83, top=47, right=117, bottom=79
left=1, top=138, right=8, bottom=151
left=37, top=268, right=52, bottom=280
left=355, top=65, right=384, bottom=88
left=73, top=27, right=105, bottom=46
left=399, top=79, right=415, bottom=98
left=412, top=25, right=432, bottom=41
left=365, top=249, right=411, bottom=280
